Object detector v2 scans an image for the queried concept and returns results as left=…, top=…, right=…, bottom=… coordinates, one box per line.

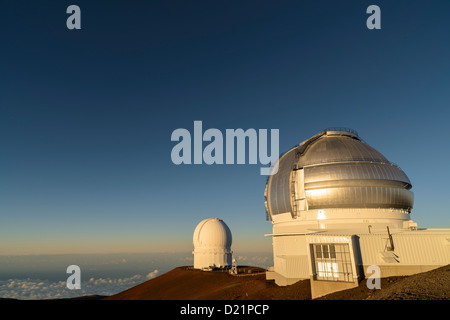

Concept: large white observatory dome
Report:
left=265, top=128, right=414, bottom=232
left=192, top=218, right=232, bottom=270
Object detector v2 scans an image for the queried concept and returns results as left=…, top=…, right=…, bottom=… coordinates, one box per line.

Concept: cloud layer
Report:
left=0, top=270, right=159, bottom=300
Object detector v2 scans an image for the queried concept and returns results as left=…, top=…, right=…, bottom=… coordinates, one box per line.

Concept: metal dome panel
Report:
left=305, top=186, right=414, bottom=210
left=264, top=129, right=414, bottom=219
left=298, top=135, right=388, bottom=168
left=304, top=163, right=411, bottom=188
left=265, top=147, right=297, bottom=216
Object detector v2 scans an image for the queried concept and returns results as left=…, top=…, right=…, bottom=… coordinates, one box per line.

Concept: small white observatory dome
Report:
left=192, top=218, right=232, bottom=270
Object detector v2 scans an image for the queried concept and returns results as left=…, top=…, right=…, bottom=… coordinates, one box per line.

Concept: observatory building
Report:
left=193, top=218, right=233, bottom=270
left=264, top=128, right=450, bottom=298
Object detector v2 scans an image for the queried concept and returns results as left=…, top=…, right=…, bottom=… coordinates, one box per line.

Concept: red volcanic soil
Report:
left=105, top=266, right=311, bottom=300
left=105, top=264, right=450, bottom=300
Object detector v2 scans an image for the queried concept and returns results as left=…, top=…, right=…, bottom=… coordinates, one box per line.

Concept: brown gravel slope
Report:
left=367, top=264, right=450, bottom=300
left=105, top=264, right=450, bottom=300
left=105, top=266, right=311, bottom=300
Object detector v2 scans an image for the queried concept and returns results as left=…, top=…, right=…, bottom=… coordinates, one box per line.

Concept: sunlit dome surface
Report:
left=193, top=218, right=232, bottom=249
left=265, top=128, right=414, bottom=219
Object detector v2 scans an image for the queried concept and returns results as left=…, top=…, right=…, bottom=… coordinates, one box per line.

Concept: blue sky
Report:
left=1, top=0, right=450, bottom=260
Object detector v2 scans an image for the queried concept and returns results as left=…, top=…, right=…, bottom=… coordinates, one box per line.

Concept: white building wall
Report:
left=357, top=230, right=450, bottom=273
left=272, top=235, right=310, bottom=279
left=269, top=229, right=450, bottom=285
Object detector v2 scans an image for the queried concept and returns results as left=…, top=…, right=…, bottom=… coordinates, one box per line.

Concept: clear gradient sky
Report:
left=1, top=0, right=450, bottom=256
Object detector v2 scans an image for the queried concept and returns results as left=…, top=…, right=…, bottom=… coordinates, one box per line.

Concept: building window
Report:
left=310, top=244, right=354, bottom=282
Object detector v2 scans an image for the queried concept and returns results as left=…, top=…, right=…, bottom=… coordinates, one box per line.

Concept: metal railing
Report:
left=324, top=127, right=359, bottom=136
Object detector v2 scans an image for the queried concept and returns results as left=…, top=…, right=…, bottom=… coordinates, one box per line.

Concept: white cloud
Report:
left=235, top=254, right=272, bottom=268
left=146, top=270, right=159, bottom=280
left=0, top=274, right=152, bottom=300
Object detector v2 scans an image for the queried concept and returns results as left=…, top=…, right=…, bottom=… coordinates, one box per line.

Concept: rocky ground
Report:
left=366, top=264, right=450, bottom=300
left=105, top=264, right=450, bottom=300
